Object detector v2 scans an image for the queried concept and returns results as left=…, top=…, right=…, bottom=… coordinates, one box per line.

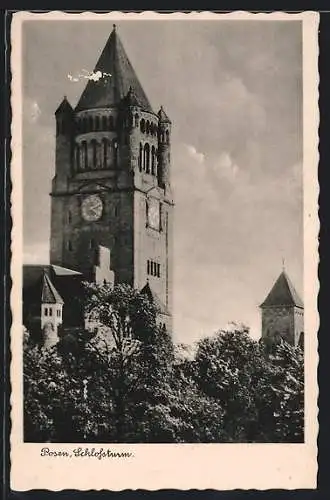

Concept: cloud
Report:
left=184, top=145, right=240, bottom=184
left=21, top=21, right=303, bottom=346
left=185, top=144, right=205, bottom=164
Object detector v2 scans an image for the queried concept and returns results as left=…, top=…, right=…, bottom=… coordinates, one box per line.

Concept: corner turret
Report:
left=40, top=270, right=64, bottom=348
left=157, top=106, right=171, bottom=191
left=53, top=96, right=74, bottom=192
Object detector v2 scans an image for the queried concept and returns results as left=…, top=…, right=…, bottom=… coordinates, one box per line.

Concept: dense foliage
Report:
left=24, top=284, right=304, bottom=443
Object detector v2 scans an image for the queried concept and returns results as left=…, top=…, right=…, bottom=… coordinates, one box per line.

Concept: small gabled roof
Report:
left=23, top=264, right=82, bottom=290
left=260, top=271, right=304, bottom=308
left=41, top=271, right=64, bottom=304
left=141, top=282, right=170, bottom=316
left=120, top=86, right=140, bottom=108
left=75, top=25, right=153, bottom=113
left=51, top=265, right=82, bottom=276
left=157, top=105, right=171, bottom=123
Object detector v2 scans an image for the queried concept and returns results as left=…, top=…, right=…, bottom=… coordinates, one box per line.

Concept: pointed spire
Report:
left=158, top=105, right=171, bottom=123
left=41, top=270, right=64, bottom=304
left=260, top=271, right=303, bottom=308
left=141, top=282, right=170, bottom=315
left=75, top=27, right=153, bottom=112
left=120, top=85, right=140, bottom=108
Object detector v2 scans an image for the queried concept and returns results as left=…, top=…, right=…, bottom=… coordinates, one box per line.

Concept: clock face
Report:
left=81, top=194, right=103, bottom=222
left=148, top=199, right=160, bottom=230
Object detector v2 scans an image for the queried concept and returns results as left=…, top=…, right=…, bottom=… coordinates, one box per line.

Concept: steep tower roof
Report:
left=260, top=271, right=303, bottom=308
left=141, top=282, right=170, bottom=316
left=75, top=25, right=153, bottom=113
left=41, top=270, right=64, bottom=304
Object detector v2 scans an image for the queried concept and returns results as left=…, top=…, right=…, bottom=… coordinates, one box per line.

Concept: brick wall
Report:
left=261, top=306, right=295, bottom=345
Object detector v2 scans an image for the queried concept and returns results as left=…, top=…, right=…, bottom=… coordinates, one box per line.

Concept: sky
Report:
left=22, top=18, right=303, bottom=344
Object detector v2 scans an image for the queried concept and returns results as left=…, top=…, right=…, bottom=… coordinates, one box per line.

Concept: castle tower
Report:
left=50, top=25, right=174, bottom=330
left=260, top=270, right=304, bottom=347
left=40, top=270, right=64, bottom=348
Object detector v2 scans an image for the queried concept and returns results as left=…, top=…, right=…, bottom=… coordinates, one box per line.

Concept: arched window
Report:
left=155, top=149, right=158, bottom=178
left=91, top=139, right=97, bottom=168
left=166, top=130, right=170, bottom=144
left=144, top=143, right=150, bottom=173
left=95, top=116, right=100, bottom=131
left=135, top=113, right=139, bottom=127
left=146, top=120, right=150, bottom=134
left=102, top=138, right=108, bottom=168
left=75, top=144, right=80, bottom=170
left=138, top=143, right=143, bottom=172
left=151, top=145, right=156, bottom=175
left=128, top=111, right=133, bottom=129
left=82, top=141, right=88, bottom=169
left=102, top=116, right=107, bottom=131
left=140, top=119, right=145, bottom=133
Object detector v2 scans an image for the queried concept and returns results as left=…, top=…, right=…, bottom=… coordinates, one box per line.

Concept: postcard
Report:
left=10, top=10, right=319, bottom=491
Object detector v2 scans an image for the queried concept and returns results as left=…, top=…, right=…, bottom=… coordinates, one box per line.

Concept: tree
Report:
left=265, top=341, right=304, bottom=442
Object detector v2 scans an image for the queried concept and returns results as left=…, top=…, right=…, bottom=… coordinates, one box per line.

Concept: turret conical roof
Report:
left=260, top=271, right=303, bottom=308
left=75, top=25, right=153, bottom=113
left=141, top=282, right=170, bottom=315
left=55, top=96, right=73, bottom=115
